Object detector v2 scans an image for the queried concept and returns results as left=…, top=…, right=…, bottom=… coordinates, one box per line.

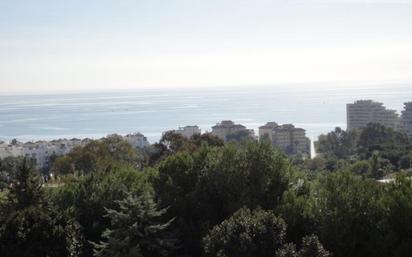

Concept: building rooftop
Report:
left=212, top=120, right=246, bottom=129
left=259, top=122, right=279, bottom=129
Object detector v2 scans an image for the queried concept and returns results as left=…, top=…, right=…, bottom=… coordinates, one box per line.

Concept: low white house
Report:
left=0, top=132, right=150, bottom=169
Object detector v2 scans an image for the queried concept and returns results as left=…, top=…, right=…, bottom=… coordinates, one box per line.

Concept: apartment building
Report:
left=124, top=132, right=150, bottom=148
left=346, top=100, right=400, bottom=131
left=175, top=125, right=201, bottom=139
left=211, top=120, right=254, bottom=142
left=401, top=102, right=412, bottom=138
left=259, top=122, right=311, bottom=156
left=0, top=133, right=149, bottom=169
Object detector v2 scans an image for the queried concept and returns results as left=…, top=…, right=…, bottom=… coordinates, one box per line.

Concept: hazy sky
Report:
left=1, top=0, right=412, bottom=93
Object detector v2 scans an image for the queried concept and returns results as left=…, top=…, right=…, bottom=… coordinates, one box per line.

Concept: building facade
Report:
left=211, top=120, right=254, bottom=142
left=175, top=125, right=201, bottom=139
left=0, top=133, right=149, bottom=169
left=259, top=122, right=310, bottom=156
left=347, top=100, right=400, bottom=131
left=258, top=122, right=279, bottom=142
left=401, top=102, right=412, bottom=138
left=124, top=132, right=150, bottom=148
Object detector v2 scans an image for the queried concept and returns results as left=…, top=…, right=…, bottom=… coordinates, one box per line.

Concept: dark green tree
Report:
left=154, top=141, right=296, bottom=256
left=315, top=127, right=358, bottom=159
left=93, top=192, right=176, bottom=257
left=226, top=130, right=254, bottom=143
left=203, top=208, right=286, bottom=257
left=51, top=135, right=142, bottom=175
left=299, top=235, right=331, bottom=257
left=51, top=167, right=153, bottom=257
left=190, top=132, right=224, bottom=147
left=276, top=243, right=299, bottom=257
left=357, top=123, right=410, bottom=168
left=276, top=235, right=331, bottom=257
left=311, top=172, right=386, bottom=257
left=0, top=160, right=78, bottom=257
left=381, top=175, right=412, bottom=257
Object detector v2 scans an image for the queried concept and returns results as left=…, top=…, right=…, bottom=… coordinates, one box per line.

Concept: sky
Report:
left=0, top=0, right=412, bottom=93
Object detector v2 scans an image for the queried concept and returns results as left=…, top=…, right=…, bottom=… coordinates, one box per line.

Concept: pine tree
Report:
left=93, top=192, right=177, bottom=257
left=0, top=159, right=77, bottom=257
left=299, top=235, right=331, bottom=257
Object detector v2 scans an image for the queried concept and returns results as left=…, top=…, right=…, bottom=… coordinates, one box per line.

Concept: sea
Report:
left=0, top=83, right=411, bottom=144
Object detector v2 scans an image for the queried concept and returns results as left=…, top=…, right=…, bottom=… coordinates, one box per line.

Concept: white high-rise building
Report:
left=211, top=120, right=254, bottom=142
left=401, top=102, right=412, bottom=138
left=124, top=132, right=150, bottom=148
left=346, top=100, right=400, bottom=131
left=259, top=122, right=310, bottom=156
left=175, top=125, right=201, bottom=139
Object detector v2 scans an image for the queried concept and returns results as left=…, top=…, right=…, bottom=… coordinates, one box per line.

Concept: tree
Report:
left=93, top=192, right=176, bottom=257
left=299, top=235, right=331, bottom=257
left=0, top=160, right=78, bottom=257
left=315, top=127, right=358, bottom=159
left=381, top=175, right=412, bottom=257
left=51, top=167, right=153, bottom=257
left=0, top=156, right=28, bottom=190
left=276, top=188, right=314, bottom=245
left=348, top=160, right=371, bottom=176
left=399, top=155, right=412, bottom=170
left=160, top=131, right=192, bottom=153
left=203, top=208, right=287, bottom=257
left=276, top=235, right=331, bottom=257
left=357, top=123, right=410, bottom=168
left=51, top=135, right=142, bottom=175
left=311, top=172, right=386, bottom=257
left=190, top=132, right=224, bottom=147
left=153, top=141, right=297, bottom=256
left=276, top=244, right=299, bottom=257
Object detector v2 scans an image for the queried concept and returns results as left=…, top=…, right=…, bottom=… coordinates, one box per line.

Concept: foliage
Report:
left=2, top=125, right=412, bottom=257
left=380, top=175, right=412, bottom=257
left=0, top=160, right=79, bottom=257
left=310, top=172, right=386, bottom=257
left=299, top=235, right=331, bottom=257
left=153, top=141, right=297, bottom=256
left=146, top=131, right=224, bottom=165
left=203, top=208, right=287, bottom=257
left=357, top=123, right=410, bottom=168
left=51, top=167, right=153, bottom=257
left=315, top=127, right=358, bottom=159
left=276, top=187, right=314, bottom=244
left=276, top=235, right=331, bottom=257
left=93, top=192, right=176, bottom=257
left=315, top=124, right=411, bottom=172
left=0, top=156, right=33, bottom=189
left=51, top=135, right=142, bottom=175
left=190, top=133, right=224, bottom=147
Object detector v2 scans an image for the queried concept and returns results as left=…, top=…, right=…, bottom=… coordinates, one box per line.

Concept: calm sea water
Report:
left=0, top=84, right=411, bottom=144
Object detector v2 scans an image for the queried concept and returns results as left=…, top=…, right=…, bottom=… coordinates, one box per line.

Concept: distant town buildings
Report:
left=258, top=122, right=279, bottom=142
left=173, top=125, right=201, bottom=139
left=5, top=98, right=411, bottom=170
left=259, top=122, right=311, bottom=156
left=401, top=102, right=412, bottom=138
left=211, top=120, right=255, bottom=142
left=0, top=138, right=87, bottom=169
left=0, top=133, right=149, bottom=169
left=346, top=100, right=400, bottom=131
left=124, top=132, right=150, bottom=148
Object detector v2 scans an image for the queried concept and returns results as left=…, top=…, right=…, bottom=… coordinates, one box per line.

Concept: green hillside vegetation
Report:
left=1, top=124, right=412, bottom=257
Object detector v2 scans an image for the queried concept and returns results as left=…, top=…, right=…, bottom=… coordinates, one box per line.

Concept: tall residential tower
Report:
left=346, top=100, right=400, bottom=131
left=401, top=102, right=412, bottom=137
